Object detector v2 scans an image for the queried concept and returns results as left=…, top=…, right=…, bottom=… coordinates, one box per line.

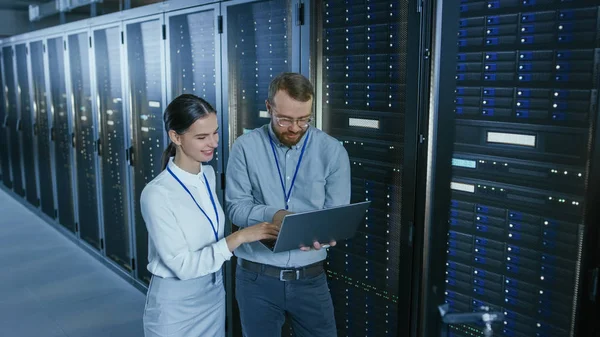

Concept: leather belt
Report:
left=239, top=258, right=324, bottom=281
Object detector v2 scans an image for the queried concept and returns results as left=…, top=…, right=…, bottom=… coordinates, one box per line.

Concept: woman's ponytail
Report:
left=161, top=142, right=177, bottom=171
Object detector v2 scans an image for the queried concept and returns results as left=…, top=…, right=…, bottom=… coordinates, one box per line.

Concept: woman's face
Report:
left=170, top=113, right=219, bottom=163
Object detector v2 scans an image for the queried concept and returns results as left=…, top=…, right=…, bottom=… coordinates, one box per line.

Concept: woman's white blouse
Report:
left=140, top=157, right=231, bottom=280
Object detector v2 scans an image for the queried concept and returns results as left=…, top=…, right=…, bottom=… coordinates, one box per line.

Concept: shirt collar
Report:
left=167, top=156, right=204, bottom=186
left=266, top=123, right=310, bottom=150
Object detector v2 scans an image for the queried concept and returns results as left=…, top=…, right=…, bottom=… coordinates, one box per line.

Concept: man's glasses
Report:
left=270, top=108, right=312, bottom=129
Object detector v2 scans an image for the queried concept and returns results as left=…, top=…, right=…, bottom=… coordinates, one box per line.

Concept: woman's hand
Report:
left=239, top=222, right=280, bottom=243
left=226, top=222, right=280, bottom=252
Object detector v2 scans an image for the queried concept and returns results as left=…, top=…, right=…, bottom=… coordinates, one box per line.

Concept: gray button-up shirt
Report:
left=225, top=123, right=351, bottom=268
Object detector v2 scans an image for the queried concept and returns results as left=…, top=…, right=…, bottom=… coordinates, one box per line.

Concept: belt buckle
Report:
left=279, top=269, right=300, bottom=281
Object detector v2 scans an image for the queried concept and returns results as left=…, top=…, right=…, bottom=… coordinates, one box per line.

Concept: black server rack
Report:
left=69, top=32, right=101, bottom=249
left=48, top=36, right=76, bottom=233
left=16, top=44, right=38, bottom=206
left=30, top=40, right=55, bottom=219
left=319, top=1, right=411, bottom=336
left=3, top=46, right=24, bottom=197
left=94, top=26, right=133, bottom=271
left=226, top=0, right=292, bottom=140
left=168, top=7, right=220, bottom=191
left=0, top=55, right=10, bottom=188
left=126, top=18, right=165, bottom=284
left=441, top=2, right=600, bottom=337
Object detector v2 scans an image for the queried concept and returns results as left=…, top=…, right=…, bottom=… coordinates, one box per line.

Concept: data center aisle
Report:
left=0, top=188, right=145, bottom=337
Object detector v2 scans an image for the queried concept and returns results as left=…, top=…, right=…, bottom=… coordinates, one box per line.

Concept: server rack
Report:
left=123, top=13, right=167, bottom=285
left=16, top=43, right=39, bottom=207
left=420, top=1, right=600, bottom=337
left=67, top=29, right=103, bottom=250
left=315, top=0, right=418, bottom=336
left=165, top=3, right=222, bottom=195
left=222, top=0, right=295, bottom=148
left=92, top=22, right=135, bottom=273
left=47, top=35, right=77, bottom=233
left=29, top=40, right=56, bottom=220
left=0, top=51, right=10, bottom=188
left=3, top=45, right=24, bottom=197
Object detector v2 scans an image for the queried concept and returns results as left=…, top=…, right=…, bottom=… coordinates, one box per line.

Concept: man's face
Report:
left=266, top=90, right=313, bottom=147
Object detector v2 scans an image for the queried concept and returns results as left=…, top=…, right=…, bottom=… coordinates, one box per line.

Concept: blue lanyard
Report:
left=268, top=130, right=309, bottom=210
left=167, top=166, right=219, bottom=242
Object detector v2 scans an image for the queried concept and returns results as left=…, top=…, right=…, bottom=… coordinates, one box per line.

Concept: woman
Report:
left=140, top=94, right=279, bottom=337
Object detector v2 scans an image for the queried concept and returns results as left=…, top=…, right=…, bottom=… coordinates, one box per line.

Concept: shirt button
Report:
left=287, top=176, right=290, bottom=180
left=286, top=154, right=290, bottom=158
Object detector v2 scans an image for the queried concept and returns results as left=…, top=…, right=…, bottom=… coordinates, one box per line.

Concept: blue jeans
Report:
left=235, top=264, right=337, bottom=337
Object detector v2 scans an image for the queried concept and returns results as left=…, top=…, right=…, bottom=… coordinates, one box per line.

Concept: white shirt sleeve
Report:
left=141, top=185, right=232, bottom=280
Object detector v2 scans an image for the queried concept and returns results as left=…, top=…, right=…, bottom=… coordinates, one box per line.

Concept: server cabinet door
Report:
left=3, top=46, right=24, bottom=196
left=30, top=41, right=55, bottom=219
left=0, top=56, right=10, bottom=188
left=16, top=43, right=38, bottom=207
left=316, top=1, right=413, bottom=336
left=222, top=0, right=294, bottom=146
left=125, top=16, right=166, bottom=284
left=68, top=31, right=101, bottom=249
left=94, top=25, right=133, bottom=272
left=429, top=2, right=600, bottom=337
left=166, top=4, right=222, bottom=196
left=48, top=36, right=76, bottom=233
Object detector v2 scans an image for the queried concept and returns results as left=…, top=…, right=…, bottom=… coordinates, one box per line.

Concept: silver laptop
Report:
left=260, top=201, right=371, bottom=253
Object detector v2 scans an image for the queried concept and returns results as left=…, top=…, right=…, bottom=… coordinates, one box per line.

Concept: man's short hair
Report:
left=267, top=72, right=314, bottom=105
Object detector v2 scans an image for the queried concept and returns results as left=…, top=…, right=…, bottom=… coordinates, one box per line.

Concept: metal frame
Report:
left=415, top=0, right=465, bottom=335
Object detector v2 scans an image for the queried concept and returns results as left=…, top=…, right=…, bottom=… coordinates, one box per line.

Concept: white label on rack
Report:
left=259, top=110, right=269, bottom=118
left=148, top=101, right=161, bottom=108
left=451, top=182, right=475, bottom=193
left=452, top=158, right=477, bottom=169
left=141, top=127, right=149, bottom=133
left=487, top=131, right=536, bottom=147
left=349, top=118, right=379, bottom=129
left=107, top=121, right=114, bottom=126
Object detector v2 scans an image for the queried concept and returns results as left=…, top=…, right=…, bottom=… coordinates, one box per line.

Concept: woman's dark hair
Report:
left=160, top=94, right=216, bottom=170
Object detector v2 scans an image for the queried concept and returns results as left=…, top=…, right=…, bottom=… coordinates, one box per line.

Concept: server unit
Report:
left=316, top=0, right=417, bottom=336
left=223, top=0, right=294, bottom=144
left=67, top=29, right=103, bottom=250
left=424, top=1, right=600, bottom=337
left=124, top=14, right=167, bottom=285
left=166, top=3, right=222, bottom=193
left=16, top=43, right=39, bottom=207
left=47, top=35, right=77, bottom=233
left=30, top=40, right=57, bottom=220
left=93, top=23, right=134, bottom=273
left=3, top=45, right=24, bottom=197
left=0, top=55, right=9, bottom=188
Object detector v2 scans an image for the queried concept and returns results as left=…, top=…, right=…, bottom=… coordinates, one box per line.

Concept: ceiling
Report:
left=0, top=0, right=46, bottom=11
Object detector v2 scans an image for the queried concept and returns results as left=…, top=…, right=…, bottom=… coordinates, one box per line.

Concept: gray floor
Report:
left=0, top=188, right=145, bottom=337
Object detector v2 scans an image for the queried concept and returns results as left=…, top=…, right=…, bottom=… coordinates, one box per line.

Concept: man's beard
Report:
left=275, top=128, right=307, bottom=147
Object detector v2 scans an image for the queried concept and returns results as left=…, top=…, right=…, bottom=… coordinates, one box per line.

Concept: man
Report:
left=226, top=72, right=351, bottom=337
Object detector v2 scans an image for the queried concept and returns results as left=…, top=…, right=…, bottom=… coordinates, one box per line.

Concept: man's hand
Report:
left=300, top=240, right=337, bottom=251
left=272, top=209, right=292, bottom=229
